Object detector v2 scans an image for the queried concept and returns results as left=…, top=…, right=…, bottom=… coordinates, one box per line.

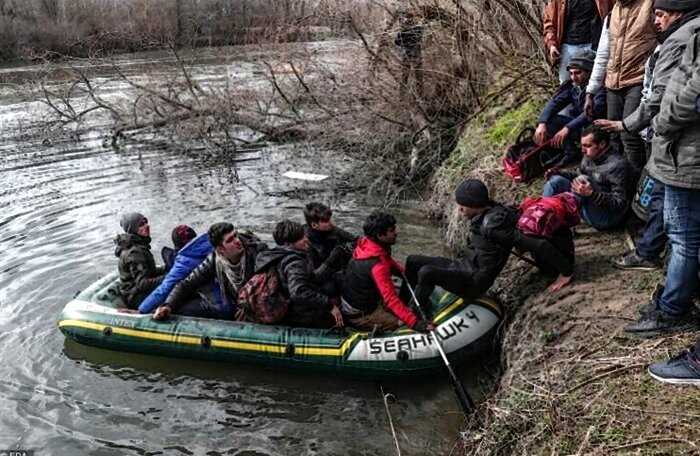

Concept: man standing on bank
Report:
left=543, top=0, right=613, bottom=83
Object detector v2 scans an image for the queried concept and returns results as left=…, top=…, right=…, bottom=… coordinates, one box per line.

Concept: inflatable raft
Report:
left=58, top=273, right=503, bottom=377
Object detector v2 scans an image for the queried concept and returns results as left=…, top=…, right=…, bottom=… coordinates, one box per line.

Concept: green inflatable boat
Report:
left=58, top=273, right=503, bottom=377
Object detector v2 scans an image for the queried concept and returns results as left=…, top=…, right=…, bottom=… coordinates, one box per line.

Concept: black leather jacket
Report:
left=164, top=232, right=267, bottom=313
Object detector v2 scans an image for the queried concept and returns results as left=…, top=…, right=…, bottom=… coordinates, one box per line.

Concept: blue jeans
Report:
left=657, top=186, right=700, bottom=316
left=558, top=43, right=592, bottom=83
left=543, top=175, right=626, bottom=230
left=636, top=179, right=666, bottom=260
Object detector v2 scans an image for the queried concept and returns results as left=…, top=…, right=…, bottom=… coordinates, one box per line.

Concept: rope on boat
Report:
left=380, top=385, right=402, bottom=456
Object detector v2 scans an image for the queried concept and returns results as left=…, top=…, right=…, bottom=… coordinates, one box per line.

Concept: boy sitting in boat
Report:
left=161, top=224, right=197, bottom=272
left=252, top=220, right=344, bottom=328
left=115, top=212, right=165, bottom=309
left=153, top=222, right=267, bottom=321
left=303, top=202, right=357, bottom=282
left=341, top=211, right=434, bottom=333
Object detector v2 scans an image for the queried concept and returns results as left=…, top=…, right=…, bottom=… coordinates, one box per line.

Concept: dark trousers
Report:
left=546, top=114, right=582, bottom=166
left=402, top=255, right=475, bottom=308
left=636, top=179, right=667, bottom=261
left=607, top=85, right=645, bottom=178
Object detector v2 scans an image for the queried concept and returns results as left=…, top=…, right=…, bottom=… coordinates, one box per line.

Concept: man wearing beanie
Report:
left=624, top=18, right=700, bottom=338
left=114, top=212, right=165, bottom=309
left=534, top=48, right=607, bottom=167
left=595, top=0, right=700, bottom=270
left=596, top=0, right=700, bottom=272
left=402, top=179, right=520, bottom=308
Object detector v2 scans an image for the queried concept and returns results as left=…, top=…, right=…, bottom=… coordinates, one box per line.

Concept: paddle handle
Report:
left=401, top=274, right=475, bottom=416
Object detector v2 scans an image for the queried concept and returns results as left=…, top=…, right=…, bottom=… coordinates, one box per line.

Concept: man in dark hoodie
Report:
left=115, top=212, right=164, bottom=309
left=403, top=180, right=520, bottom=310
left=153, top=222, right=267, bottom=320
left=342, top=212, right=433, bottom=332
left=303, top=202, right=357, bottom=282
left=254, top=220, right=344, bottom=328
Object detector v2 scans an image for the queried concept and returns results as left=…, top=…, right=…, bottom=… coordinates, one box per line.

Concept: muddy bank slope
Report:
left=428, top=99, right=700, bottom=455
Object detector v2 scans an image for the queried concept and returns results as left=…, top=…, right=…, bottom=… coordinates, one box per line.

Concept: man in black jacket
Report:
left=254, top=220, right=344, bottom=328
left=303, top=202, right=357, bottom=282
left=115, top=212, right=164, bottom=309
left=153, top=222, right=267, bottom=320
left=404, top=179, right=520, bottom=309
left=543, top=125, right=630, bottom=230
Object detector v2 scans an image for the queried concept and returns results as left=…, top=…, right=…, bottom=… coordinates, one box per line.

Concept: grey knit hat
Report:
left=654, top=0, right=700, bottom=11
left=120, top=212, right=146, bottom=234
left=566, top=49, right=596, bottom=72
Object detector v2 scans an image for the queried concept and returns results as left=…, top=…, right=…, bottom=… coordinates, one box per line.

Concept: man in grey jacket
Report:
left=625, top=18, right=700, bottom=337
left=596, top=1, right=700, bottom=270
left=645, top=29, right=700, bottom=384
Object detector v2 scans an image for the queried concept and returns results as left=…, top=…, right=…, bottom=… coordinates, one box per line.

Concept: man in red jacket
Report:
left=341, top=211, right=434, bottom=333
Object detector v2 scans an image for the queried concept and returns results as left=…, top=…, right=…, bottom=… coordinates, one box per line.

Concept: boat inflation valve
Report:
left=285, top=343, right=295, bottom=357
left=201, top=336, right=211, bottom=349
left=397, top=350, right=409, bottom=362
left=102, top=327, right=113, bottom=336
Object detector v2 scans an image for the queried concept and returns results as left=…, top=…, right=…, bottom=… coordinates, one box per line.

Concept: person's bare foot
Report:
left=548, top=274, right=572, bottom=292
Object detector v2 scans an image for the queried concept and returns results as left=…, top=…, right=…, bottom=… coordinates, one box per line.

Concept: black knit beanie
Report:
left=654, top=0, right=700, bottom=11
left=455, top=179, right=490, bottom=207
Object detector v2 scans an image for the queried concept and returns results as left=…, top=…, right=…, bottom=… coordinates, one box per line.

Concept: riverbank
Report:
left=429, top=97, right=700, bottom=454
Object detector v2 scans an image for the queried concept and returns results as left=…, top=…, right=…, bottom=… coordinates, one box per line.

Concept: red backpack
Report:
left=503, top=128, right=564, bottom=183
left=237, top=268, right=289, bottom=324
left=517, top=192, right=580, bottom=238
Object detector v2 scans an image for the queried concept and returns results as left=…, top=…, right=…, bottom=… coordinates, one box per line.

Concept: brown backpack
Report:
left=237, top=268, right=289, bottom=324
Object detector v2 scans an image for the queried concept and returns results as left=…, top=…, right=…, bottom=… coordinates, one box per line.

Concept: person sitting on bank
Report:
left=534, top=49, right=607, bottom=167
left=161, top=224, right=197, bottom=272
left=115, top=212, right=164, bottom=309
left=153, top=223, right=267, bottom=321
left=341, top=211, right=433, bottom=333
left=515, top=227, right=576, bottom=292
left=543, top=125, right=630, bottom=230
left=403, top=180, right=520, bottom=310
left=253, top=220, right=344, bottom=328
left=303, top=202, right=357, bottom=282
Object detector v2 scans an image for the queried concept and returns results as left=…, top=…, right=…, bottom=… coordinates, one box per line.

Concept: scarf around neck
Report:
left=215, top=252, right=246, bottom=294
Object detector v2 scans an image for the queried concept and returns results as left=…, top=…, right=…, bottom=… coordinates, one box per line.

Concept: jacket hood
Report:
left=255, top=246, right=303, bottom=272
left=353, top=237, right=391, bottom=260
left=114, top=233, right=151, bottom=257
left=177, top=233, right=213, bottom=260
